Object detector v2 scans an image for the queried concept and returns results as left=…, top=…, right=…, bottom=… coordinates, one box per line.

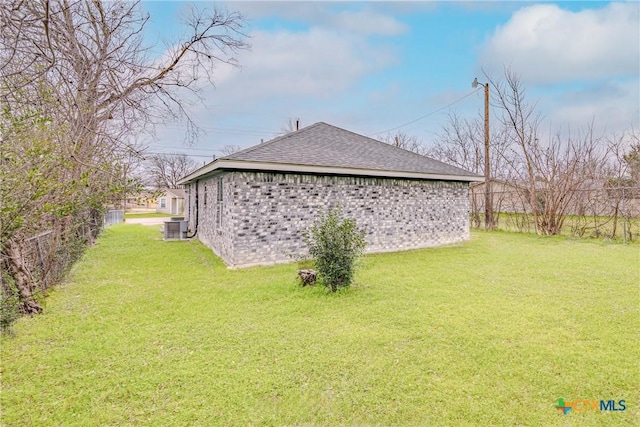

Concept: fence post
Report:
left=35, top=235, right=44, bottom=290
left=622, top=188, right=627, bottom=245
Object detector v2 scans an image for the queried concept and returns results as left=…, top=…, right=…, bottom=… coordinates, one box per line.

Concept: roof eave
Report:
left=179, top=159, right=483, bottom=184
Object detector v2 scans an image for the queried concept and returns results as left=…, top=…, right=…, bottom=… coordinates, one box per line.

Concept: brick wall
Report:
left=186, top=171, right=470, bottom=268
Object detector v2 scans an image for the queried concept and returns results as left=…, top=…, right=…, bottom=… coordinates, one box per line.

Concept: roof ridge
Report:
left=222, top=122, right=324, bottom=160
left=180, top=121, right=480, bottom=184
left=318, top=122, right=467, bottom=170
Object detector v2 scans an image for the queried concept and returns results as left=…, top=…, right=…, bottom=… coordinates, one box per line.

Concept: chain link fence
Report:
left=470, top=186, right=640, bottom=241
left=104, top=209, right=124, bottom=227
left=1, top=210, right=104, bottom=321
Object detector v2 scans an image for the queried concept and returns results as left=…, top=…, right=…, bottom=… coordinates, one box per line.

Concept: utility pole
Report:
left=472, top=77, right=493, bottom=230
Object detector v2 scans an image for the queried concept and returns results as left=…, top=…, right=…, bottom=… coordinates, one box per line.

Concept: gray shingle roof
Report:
left=179, top=122, right=481, bottom=184
left=223, top=122, right=476, bottom=177
left=164, top=188, right=186, bottom=198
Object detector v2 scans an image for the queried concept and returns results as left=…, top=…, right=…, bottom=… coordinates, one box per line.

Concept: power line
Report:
left=155, top=124, right=280, bottom=136
left=146, top=89, right=481, bottom=143
left=371, top=88, right=481, bottom=136
left=146, top=144, right=219, bottom=152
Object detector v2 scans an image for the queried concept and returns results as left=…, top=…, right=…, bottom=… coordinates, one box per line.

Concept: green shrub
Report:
left=303, top=207, right=366, bottom=292
left=1, top=271, right=21, bottom=335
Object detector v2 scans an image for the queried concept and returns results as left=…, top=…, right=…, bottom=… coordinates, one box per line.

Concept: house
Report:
left=178, top=122, right=482, bottom=268
left=124, top=190, right=158, bottom=212
left=471, top=178, right=640, bottom=219
left=156, top=188, right=185, bottom=215
left=469, top=179, right=531, bottom=214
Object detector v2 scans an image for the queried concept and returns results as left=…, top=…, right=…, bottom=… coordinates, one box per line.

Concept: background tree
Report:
left=623, top=141, right=640, bottom=185
left=430, top=112, right=512, bottom=177
left=432, top=69, right=633, bottom=236
left=595, top=132, right=637, bottom=238
left=430, top=112, right=513, bottom=228
left=279, top=118, right=301, bottom=135
left=219, top=144, right=243, bottom=156
left=146, top=154, right=198, bottom=189
left=379, top=131, right=426, bottom=155
left=490, top=69, right=606, bottom=235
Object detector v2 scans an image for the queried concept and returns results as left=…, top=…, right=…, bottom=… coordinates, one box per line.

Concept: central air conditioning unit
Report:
left=164, top=220, right=181, bottom=240
left=164, top=219, right=189, bottom=240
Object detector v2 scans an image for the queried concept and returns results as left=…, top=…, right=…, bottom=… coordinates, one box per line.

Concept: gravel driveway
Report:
left=124, top=217, right=170, bottom=226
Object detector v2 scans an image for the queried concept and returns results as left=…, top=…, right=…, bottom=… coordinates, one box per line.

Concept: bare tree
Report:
left=598, top=131, right=640, bottom=239
left=279, top=118, right=301, bottom=135
left=623, top=138, right=640, bottom=185
left=487, top=69, right=542, bottom=232
left=432, top=69, right=618, bottom=236
left=490, top=69, right=607, bottom=235
left=431, top=112, right=513, bottom=177
left=431, top=112, right=514, bottom=228
left=219, top=144, right=243, bottom=156
left=2, top=1, right=248, bottom=129
left=146, top=154, right=198, bottom=189
left=379, top=131, right=426, bottom=155
left=1, top=0, right=248, bottom=315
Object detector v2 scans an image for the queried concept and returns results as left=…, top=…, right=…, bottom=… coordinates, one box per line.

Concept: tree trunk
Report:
left=611, top=202, right=619, bottom=239
left=3, top=240, right=43, bottom=315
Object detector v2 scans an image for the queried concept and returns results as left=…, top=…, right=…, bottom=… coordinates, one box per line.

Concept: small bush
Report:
left=303, top=207, right=366, bottom=292
left=1, top=272, right=21, bottom=335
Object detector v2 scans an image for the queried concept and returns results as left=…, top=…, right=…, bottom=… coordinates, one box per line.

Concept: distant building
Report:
left=469, top=179, right=531, bottom=214
left=156, top=189, right=185, bottom=215
left=122, top=191, right=157, bottom=212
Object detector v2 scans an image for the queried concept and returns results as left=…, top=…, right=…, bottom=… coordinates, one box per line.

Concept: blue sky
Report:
left=140, top=1, right=640, bottom=161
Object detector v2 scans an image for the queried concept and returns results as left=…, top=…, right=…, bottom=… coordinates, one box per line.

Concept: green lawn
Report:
left=2, top=226, right=638, bottom=426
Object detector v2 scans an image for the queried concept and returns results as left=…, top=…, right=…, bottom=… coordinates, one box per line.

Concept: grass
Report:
left=1, top=226, right=638, bottom=426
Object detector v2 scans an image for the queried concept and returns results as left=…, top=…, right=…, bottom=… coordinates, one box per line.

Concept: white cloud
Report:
left=227, top=1, right=409, bottom=35
left=142, top=2, right=411, bottom=151
left=481, top=2, right=639, bottom=84
left=545, top=78, right=640, bottom=135
left=226, top=1, right=328, bottom=23
left=211, top=27, right=397, bottom=100
left=331, top=9, right=408, bottom=35
left=144, top=19, right=401, bottom=150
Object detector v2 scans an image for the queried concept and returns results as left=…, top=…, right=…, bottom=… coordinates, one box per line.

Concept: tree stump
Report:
left=297, top=269, right=317, bottom=286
